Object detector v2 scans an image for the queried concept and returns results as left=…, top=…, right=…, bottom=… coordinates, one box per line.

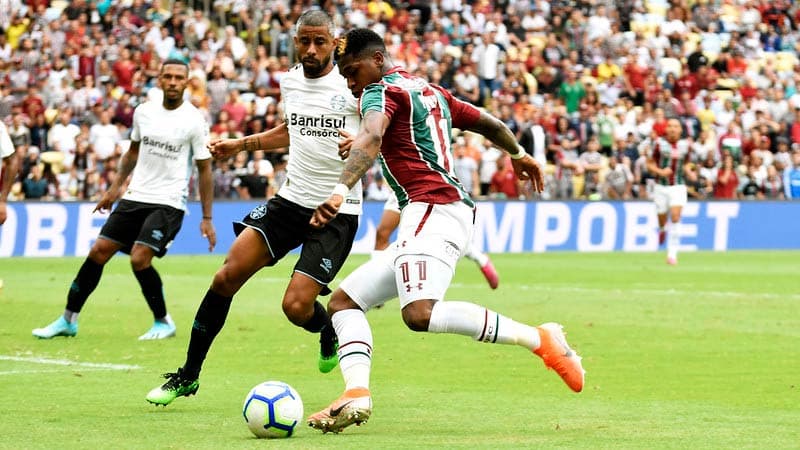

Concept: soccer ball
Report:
left=242, top=381, right=304, bottom=439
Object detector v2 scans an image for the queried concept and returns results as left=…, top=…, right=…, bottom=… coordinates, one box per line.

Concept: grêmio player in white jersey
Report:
left=145, top=11, right=361, bottom=407
left=33, top=59, right=216, bottom=341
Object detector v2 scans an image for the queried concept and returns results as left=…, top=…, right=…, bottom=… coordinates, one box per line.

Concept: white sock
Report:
left=667, top=221, right=680, bottom=259
left=464, top=246, right=489, bottom=266
left=428, top=301, right=540, bottom=350
left=157, top=313, right=174, bottom=326
left=332, top=309, right=373, bottom=391
left=63, top=310, right=79, bottom=324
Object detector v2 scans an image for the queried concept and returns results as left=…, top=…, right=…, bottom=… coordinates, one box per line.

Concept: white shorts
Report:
left=383, top=194, right=400, bottom=213
left=652, top=184, right=687, bottom=214
left=340, top=201, right=474, bottom=310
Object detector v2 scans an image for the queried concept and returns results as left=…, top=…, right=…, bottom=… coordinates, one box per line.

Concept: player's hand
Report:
left=200, top=218, right=217, bottom=252
left=661, top=167, right=674, bottom=177
left=310, top=194, right=344, bottom=229
left=208, top=138, right=241, bottom=160
left=337, top=129, right=353, bottom=160
left=93, top=190, right=119, bottom=213
left=511, top=154, right=545, bottom=193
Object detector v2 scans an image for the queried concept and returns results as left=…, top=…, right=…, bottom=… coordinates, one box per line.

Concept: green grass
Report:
left=1, top=252, right=798, bottom=449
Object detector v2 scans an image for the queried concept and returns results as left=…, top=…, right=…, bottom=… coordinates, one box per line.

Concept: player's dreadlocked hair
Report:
left=335, top=28, right=386, bottom=61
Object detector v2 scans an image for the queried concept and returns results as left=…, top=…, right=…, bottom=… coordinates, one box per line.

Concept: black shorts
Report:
left=98, top=199, right=185, bottom=258
left=234, top=195, right=359, bottom=290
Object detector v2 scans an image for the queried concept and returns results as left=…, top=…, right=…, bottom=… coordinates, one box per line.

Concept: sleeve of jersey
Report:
left=434, top=85, right=480, bottom=129
left=129, top=106, right=141, bottom=142
left=360, top=83, right=395, bottom=120
left=0, top=123, right=14, bottom=158
left=192, top=114, right=212, bottom=160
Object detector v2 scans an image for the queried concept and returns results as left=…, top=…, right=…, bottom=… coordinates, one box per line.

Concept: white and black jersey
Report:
left=126, top=101, right=211, bottom=210
left=278, top=65, right=362, bottom=215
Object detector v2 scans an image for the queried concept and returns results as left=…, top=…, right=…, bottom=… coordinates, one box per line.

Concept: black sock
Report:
left=183, top=290, right=232, bottom=380
left=303, top=301, right=337, bottom=358
left=134, top=266, right=166, bottom=320
left=66, top=259, right=104, bottom=313
left=302, top=301, right=329, bottom=333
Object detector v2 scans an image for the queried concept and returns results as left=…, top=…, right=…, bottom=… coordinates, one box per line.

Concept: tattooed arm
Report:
left=310, top=110, right=389, bottom=228
left=208, top=122, right=290, bottom=160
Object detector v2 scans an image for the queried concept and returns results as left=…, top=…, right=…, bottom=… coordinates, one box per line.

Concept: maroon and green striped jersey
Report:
left=359, top=67, right=481, bottom=209
left=650, top=137, right=692, bottom=186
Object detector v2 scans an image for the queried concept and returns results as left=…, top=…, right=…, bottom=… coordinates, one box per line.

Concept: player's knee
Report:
left=401, top=301, right=434, bottom=332
left=211, top=266, right=242, bottom=297
left=88, top=240, right=116, bottom=264
left=328, top=289, right=358, bottom=315
left=281, top=294, right=313, bottom=326
left=129, top=253, right=152, bottom=271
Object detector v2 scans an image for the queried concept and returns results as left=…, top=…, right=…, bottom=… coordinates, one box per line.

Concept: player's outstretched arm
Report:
left=196, top=157, right=216, bottom=252
left=466, top=111, right=544, bottom=193
left=95, top=141, right=140, bottom=213
left=310, top=110, right=388, bottom=228
left=208, top=123, right=290, bottom=160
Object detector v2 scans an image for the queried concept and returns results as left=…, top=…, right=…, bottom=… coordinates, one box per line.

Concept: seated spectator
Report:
left=22, top=163, right=52, bottom=199
left=489, top=156, right=520, bottom=199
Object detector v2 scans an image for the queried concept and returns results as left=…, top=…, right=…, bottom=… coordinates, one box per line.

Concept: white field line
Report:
left=449, top=283, right=800, bottom=300
left=0, top=368, right=131, bottom=376
left=0, top=355, right=142, bottom=374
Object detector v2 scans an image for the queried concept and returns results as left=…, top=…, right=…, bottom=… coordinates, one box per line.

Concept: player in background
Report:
left=374, top=193, right=499, bottom=289
left=145, top=11, right=362, bottom=406
left=647, top=117, right=692, bottom=265
left=0, top=120, right=19, bottom=225
left=307, top=29, right=585, bottom=434
left=32, top=59, right=217, bottom=340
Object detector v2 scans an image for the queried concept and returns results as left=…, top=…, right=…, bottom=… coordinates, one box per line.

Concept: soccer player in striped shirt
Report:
left=306, top=28, right=585, bottom=434
left=647, top=117, right=693, bottom=265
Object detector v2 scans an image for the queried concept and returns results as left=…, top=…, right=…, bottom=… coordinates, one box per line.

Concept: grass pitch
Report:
left=0, top=252, right=798, bottom=449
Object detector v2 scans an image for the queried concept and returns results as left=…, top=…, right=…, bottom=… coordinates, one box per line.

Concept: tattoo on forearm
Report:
left=242, top=136, right=259, bottom=152
left=339, top=147, right=375, bottom=188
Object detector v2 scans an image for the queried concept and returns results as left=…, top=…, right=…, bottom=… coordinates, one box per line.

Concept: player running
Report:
left=647, top=117, right=692, bottom=265
left=306, top=28, right=585, bottom=434
left=145, top=11, right=362, bottom=406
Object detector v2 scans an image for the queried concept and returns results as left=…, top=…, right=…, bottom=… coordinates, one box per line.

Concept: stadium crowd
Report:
left=3, top=0, right=800, bottom=203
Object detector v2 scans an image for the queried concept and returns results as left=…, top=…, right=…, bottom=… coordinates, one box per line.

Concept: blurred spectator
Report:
left=453, top=142, right=479, bottom=198
left=579, top=137, right=604, bottom=199
left=489, top=156, right=520, bottom=199
left=0, top=0, right=799, bottom=203
left=714, top=154, right=740, bottom=200
left=784, top=150, right=800, bottom=199
left=604, top=155, right=634, bottom=200
left=47, top=109, right=80, bottom=169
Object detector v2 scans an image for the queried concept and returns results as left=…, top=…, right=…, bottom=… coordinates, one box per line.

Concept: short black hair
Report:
left=160, top=58, right=189, bottom=73
left=296, top=9, right=335, bottom=36
left=336, top=28, right=385, bottom=61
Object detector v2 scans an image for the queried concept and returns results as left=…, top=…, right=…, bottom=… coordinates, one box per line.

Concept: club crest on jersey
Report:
left=330, top=94, right=346, bottom=111
left=249, top=204, right=267, bottom=220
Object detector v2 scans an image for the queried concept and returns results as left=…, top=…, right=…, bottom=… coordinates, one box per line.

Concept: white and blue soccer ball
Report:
left=242, top=381, right=304, bottom=438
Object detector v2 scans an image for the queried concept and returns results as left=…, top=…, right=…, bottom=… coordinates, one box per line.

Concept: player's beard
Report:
left=302, top=54, right=331, bottom=78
